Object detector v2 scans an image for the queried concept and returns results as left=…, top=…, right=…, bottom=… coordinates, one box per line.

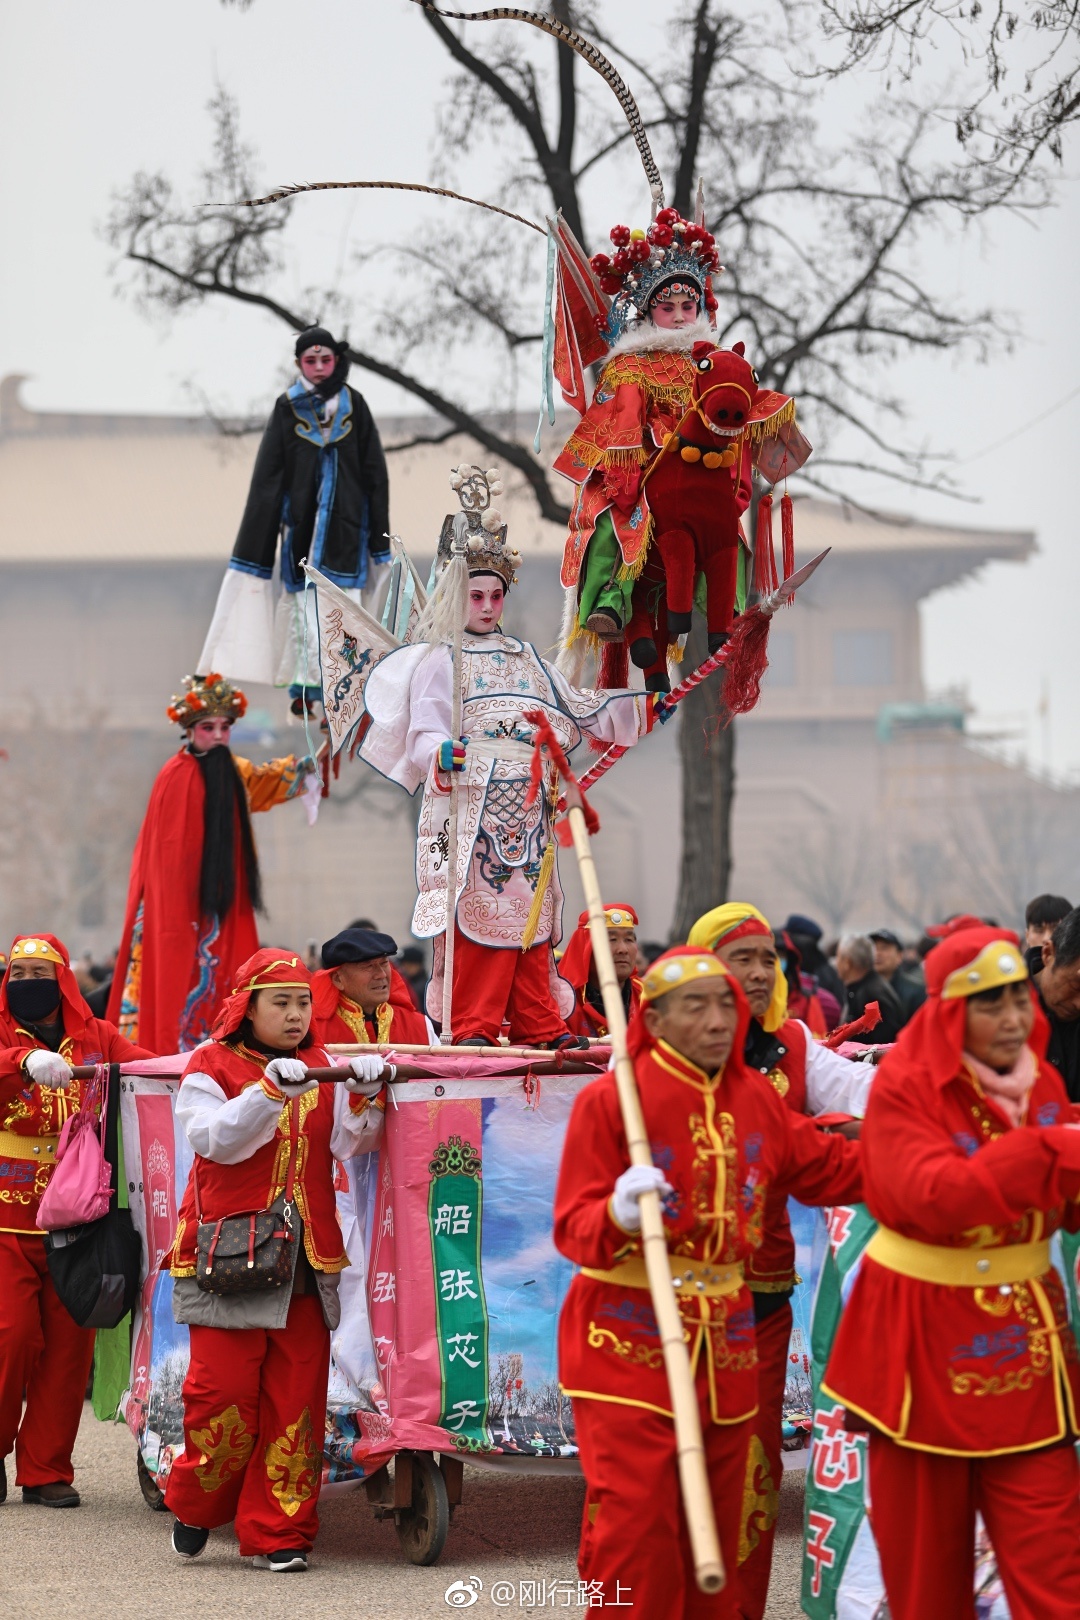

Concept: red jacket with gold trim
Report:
left=310, top=967, right=431, bottom=1050
left=553, top=1037, right=862, bottom=1424
left=170, top=1040, right=353, bottom=1276
left=0, top=1017, right=151, bottom=1236
left=823, top=1050, right=1080, bottom=1454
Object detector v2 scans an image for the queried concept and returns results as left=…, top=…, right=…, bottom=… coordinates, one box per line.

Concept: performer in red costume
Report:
left=823, top=927, right=1080, bottom=1620
left=165, top=950, right=386, bottom=1571
left=109, top=674, right=318, bottom=1053
left=558, top=904, right=642, bottom=1040
left=687, top=902, right=872, bottom=1619
left=311, top=926, right=433, bottom=1047
left=0, top=935, right=151, bottom=1508
left=554, top=947, right=862, bottom=1617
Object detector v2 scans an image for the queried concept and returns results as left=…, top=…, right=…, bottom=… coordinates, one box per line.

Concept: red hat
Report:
left=924, top=913, right=986, bottom=941
left=879, top=926, right=1042, bottom=1092
left=0, top=934, right=94, bottom=1045
left=557, top=905, right=639, bottom=998
left=210, top=949, right=313, bottom=1042
left=626, top=945, right=752, bottom=1071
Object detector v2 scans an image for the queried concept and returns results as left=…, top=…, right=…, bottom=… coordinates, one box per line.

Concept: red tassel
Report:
left=523, top=707, right=601, bottom=834
left=597, top=640, right=629, bottom=693
left=781, top=491, right=794, bottom=582
left=821, top=1001, right=883, bottom=1051
left=753, top=494, right=778, bottom=595
left=720, top=606, right=772, bottom=718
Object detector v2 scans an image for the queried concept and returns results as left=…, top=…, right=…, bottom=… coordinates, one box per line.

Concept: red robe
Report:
left=108, top=749, right=309, bottom=1053
left=823, top=1048, right=1080, bottom=1453
left=310, top=967, right=431, bottom=1049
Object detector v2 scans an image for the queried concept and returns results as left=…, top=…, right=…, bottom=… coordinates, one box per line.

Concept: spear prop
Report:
left=522, top=713, right=726, bottom=1596
left=577, top=547, right=831, bottom=795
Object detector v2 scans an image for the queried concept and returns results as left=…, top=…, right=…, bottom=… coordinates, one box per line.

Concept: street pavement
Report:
left=2, top=1405, right=807, bottom=1619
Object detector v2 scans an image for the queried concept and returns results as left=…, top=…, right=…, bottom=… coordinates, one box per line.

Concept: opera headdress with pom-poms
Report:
left=589, top=211, right=723, bottom=345
left=166, top=672, right=248, bottom=729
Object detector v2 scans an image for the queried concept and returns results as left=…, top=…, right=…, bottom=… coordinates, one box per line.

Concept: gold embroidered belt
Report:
left=865, top=1227, right=1052, bottom=1288
left=581, top=1254, right=744, bottom=1299
left=0, top=1130, right=59, bottom=1163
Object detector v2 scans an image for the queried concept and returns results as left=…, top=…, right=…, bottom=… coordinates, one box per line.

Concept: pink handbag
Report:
left=36, top=1065, right=113, bottom=1231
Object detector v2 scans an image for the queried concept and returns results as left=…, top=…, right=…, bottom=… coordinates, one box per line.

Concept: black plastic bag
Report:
left=44, top=1064, right=143, bottom=1330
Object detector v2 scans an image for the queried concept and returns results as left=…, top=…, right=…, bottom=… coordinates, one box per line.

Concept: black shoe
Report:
left=542, top=1033, right=591, bottom=1052
left=253, top=1549, right=309, bottom=1572
left=708, top=632, right=730, bottom=655
left=171, top=1520, right=210, bottom=1558
left=644, top=672, right=671, bottom=694
left=629, top=636, right=658, bottom=669
left=0, top=1457, right=6, bottom=1505
left=453, top=1035, right=489, bottom=1047
left=22, top=1481, right=80, bottom=1508
left=585, top=609, right=622, bottom=640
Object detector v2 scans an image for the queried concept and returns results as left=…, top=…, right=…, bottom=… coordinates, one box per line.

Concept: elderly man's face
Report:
left=642, top=977, right=739, bottom=1074
left=1038, top=938, right=1080, bottom=1021
left=713, top=935, right=777, bottom=1021
left=333, top=956, right=392, bottom=1015
left=606, top=928, right=638, bottom=985
left=8, top=959, right=58, bottom=982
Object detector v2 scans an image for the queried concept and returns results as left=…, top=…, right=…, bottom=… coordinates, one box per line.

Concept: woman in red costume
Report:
left=0, top=935, right=152, bottom=1508
left=164, top=950, right=386, bottom=1572
left=822, top=926, right=1080, bottom=1619
left=558, top=904, right=642, bottom=1040
left=553, top=947, right=862, bottom=1617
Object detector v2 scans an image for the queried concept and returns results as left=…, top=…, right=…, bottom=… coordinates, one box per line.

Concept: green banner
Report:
left=1057, top=1228, right=1080, bottom=1350
left=801, top=1205, right=877, bottom=1619
left=429, top=1136, right=491, bottom=1450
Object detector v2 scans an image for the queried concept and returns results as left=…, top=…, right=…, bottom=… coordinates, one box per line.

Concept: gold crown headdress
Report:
left=436, top=465, right=521, bottom=589
left=166, top=673, right=248, bottom=729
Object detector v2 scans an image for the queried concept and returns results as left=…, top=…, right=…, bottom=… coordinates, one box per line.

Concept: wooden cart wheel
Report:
left=136, top=1452, right=167, bottom=1512
left=395, top=1451, right=450, bottom=1566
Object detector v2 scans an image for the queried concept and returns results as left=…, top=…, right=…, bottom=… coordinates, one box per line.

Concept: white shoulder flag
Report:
left=302, top=562, right=401, bottom=756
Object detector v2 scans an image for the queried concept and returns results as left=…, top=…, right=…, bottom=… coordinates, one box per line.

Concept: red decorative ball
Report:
left=600, top=274, right=623, bottom=295
left=611, top=248, right=631, bottom=272
left=630, top=237, right=651, bottom=262
left=701, top=230, right=716, bottom=248
left=593, top=311, right=608, bottom=330
left=683, top=222, right=704, bottom=245
left=704, top=292, right=719, bottom=312
left=609, top=224, right=631, bottom=247
left=647, top=223, right=674, bottom=248
left=656, top=206, right=679, bottom=226
left=590, top=252, right=611, bottom=274
left=789, top=1354, right=799, bottom=1364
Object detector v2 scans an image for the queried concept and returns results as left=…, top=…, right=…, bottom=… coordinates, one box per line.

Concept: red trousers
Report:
left=0, top=1231, right=95, bottom=1487
left=735, top=1301, right=792, bottom=1620
left=573, top=1389, right=751, bottom=1618
left=869, top=1430, right=1080, bottom=1620
left=451, top=930, right=568, bottom=1045
left=164, top=1293, right=330, bottom=1556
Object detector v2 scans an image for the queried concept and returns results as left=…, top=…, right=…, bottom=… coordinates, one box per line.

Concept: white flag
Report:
left=303, top=562, right=401, bottom=756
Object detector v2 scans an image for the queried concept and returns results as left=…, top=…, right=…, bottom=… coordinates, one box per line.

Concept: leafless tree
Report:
left=105, top=1, right=1049, bottom=934
left=820, top=0, right=1080, bottom=180
left=776, top=813, right=875, bottom=933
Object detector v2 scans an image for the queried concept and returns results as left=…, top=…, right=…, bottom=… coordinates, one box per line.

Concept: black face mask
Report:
left=7, top=978, right=62, bottom=1024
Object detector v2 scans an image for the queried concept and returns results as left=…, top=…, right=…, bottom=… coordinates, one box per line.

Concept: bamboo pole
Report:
left=565, top=800, right=725, bottom=1595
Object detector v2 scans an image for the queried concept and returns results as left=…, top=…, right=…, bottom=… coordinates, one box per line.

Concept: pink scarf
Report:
left=962, top=1045, right=1036, bottom=1128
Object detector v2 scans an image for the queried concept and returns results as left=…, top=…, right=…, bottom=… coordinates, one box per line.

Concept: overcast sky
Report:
left=2, top=0, right=1078, bottom=769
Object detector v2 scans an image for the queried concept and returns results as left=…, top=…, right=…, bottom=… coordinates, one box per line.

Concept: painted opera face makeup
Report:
left=297, top=346, right=336, bottom=384
left=466, top=578, right=506, bottom=635
left=649, top=293, right=700, bottom=330
left=188, top=717, right=234, bottom=754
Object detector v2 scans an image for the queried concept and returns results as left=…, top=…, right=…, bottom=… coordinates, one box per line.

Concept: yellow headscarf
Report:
left=687, top=902, right=788, bottom=1032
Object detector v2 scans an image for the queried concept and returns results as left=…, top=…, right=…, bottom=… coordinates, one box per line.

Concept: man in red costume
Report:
left=108, top=673, right=318, bottom=1052
left=311, top=927, right=433, bottom=1047
left=0, top=935, right=152, bottom=1507
left=687, top=902, right=872, bottom=1620
left=823, top=927, right=1080, bottom=1619
left=559, top=904, right=642, bottom=1040
left=553, top=947, right=862, bottom=1617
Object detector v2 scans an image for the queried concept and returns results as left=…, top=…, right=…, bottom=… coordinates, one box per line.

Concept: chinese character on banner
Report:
left=577, top=1580, right=605, bottom=1608
left=608, top=1582, right=633, bottom=1607
left=439, top=1267, right=479, bottom=1302
left=806, top=1511, right=838, bottom=1597
left=811, top=1404, right=863, bottom=1492
left=446, top=1331, right=482, bottom=1369
left=372, top=1270, right=396, bottom=1304
left=446, top=1400, right=483, bottom=1432
left=434, top=1202, right=474, bottom=1236
left=381, top=1204, right=394, bottom=1236
left=826, top=1206, right=853, bottom=1255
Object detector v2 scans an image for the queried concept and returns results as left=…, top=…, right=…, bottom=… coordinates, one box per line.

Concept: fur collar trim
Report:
left=607, top=316, right=716, bottom=360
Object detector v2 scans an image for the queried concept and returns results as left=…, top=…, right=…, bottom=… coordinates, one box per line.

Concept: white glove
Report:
left=25, top=1050, right=74, bottom=1090
left=611, top=1164, right=673, bottom=1232
left=345, top=1054, right=388, bottom=1097
left=264, top=1057, right=317, bottom=1095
